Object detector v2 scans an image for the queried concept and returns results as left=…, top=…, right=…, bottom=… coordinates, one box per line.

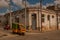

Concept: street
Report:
left=0, top=28, right=60, bottom=40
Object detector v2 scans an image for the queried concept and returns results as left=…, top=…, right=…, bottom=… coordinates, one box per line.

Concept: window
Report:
left=42, top=14, right=45, bottom=22
left=47, top=15, right=50, bottom=20
left=0, top=20, right=1, bottom=23
left=52, top=15, right=54, bottom=18
left=42, top=14, right=44, bottom=17
left=58, top=18, right=60, bottom=23
left=32, top=14, right=36, bottom=19
left=42, top=18, right=44, bottom=22
left=22, top=14, right=25, bottom=18
left=15, top=16, right=19, bottom=23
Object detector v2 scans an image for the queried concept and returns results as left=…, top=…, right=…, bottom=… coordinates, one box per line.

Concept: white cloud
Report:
left=54, top=0, right=60, bottom=4
left=0, top=0, right=9, bottom=7
left=12, top=0, right=30, bottom=8
left=0, top=0, right=25, bottom=8
left=0, top=13, right=5, bottom=15
left=12, top=0, right=24, bottom=8
left=0, top=0, right=47, bottom=9
left=28, top=3, right=40, bottom=7
left=46, top=3, right=54, bottom=7
left=54, top=0, right=60, bottom=8
left=28, top=2, right=46, bottom=9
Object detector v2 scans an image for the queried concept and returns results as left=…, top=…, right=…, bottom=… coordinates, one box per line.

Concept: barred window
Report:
left=42, top=14, right=45, bottom=22
left=42, top=18, right=44, bottom=22
left=42, top=14, right=45, bottom=17
left=22, top=14, right=25, bottom=18
left=52, top=15, right=54, bottom=18
left=58, top=18, right=60, bottom=23
left=15, top=16, right=19, bottom=23
left=47, top=15, right=50, bottom=20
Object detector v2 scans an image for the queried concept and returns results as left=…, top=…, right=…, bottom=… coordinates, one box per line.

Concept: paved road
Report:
left=0, top=28, right=60, bottom=40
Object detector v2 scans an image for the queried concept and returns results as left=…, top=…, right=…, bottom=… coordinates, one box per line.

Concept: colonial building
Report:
left=4, top=7, right=60, bottom=32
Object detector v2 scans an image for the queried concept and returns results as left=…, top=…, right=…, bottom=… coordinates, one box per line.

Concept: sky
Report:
left=0, top=0, right=60, bottom=15
left=27, top=0, right=54, bottom=5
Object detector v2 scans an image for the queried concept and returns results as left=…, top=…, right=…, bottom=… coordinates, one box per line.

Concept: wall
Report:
left=41, top=10, right=57, bottom=31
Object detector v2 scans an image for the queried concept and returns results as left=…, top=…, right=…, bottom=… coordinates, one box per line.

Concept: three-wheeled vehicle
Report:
left=4, top=24, right=10, bottom=30
left=12, top=23, right=26, bottom=35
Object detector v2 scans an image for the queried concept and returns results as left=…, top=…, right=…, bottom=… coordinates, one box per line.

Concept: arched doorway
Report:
left=31, top=14, right=37, bottom=30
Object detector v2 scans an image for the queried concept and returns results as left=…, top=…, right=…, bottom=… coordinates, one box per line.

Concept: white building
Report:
left=4, top=7, right=60, bottom=32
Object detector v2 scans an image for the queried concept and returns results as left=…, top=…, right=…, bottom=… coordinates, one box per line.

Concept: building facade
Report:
left=4, top=7, right=60, bottom=32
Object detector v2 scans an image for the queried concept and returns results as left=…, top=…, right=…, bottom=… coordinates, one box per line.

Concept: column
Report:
left=37, top=14, right=38, bottom=29
left=39, top=12, right=41, bottom=31
left=29, top=13, right=32, bottom=30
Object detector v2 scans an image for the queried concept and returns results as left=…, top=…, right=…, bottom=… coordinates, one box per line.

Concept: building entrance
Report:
left=31, top=14, right=37, bottom=30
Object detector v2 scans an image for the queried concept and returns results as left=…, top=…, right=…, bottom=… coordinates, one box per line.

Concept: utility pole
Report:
left=9, top=0, right=12, bottom=29
left=5, top=0, right=12, bottom=29
left=24, top=0, right=27, bottom=29
left=38, top=0, right=42, bottom=32
left=39, top=0, right=42, bottom=32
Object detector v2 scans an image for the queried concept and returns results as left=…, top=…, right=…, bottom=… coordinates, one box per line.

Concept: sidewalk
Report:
left=0, top=28, right=19, bottom=38
left=0, top=27, right=60, bottom=36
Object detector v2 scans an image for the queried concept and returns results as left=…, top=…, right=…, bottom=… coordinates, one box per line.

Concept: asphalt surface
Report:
left=0, top=28, right=60, bottom=40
